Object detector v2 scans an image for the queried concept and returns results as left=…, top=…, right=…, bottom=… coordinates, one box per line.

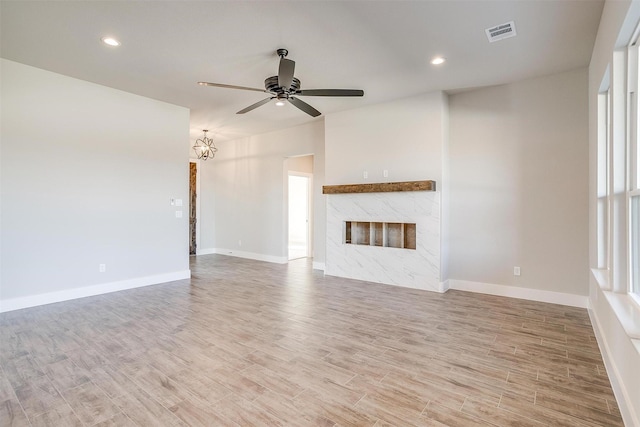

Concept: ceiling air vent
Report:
left=485, top=21, right=517, bottom=43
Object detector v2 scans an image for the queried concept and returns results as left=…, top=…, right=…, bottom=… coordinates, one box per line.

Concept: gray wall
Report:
left=449, top=68, right=589, bottom=295
left=325, top=92, right=448, bottom=185
left=199, top=121, right=325, bottom=264
left=1, top=59, right=190, bottom=304
left=286, top=155, right=314, bottom=174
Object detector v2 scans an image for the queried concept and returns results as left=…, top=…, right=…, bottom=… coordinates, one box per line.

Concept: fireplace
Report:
left=345, top=221, right=416, bottom=249
left=323, top=181, right=443, bottom=292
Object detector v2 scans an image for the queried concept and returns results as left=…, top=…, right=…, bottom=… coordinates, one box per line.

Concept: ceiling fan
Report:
left=198, top=48, right=364, bottom=118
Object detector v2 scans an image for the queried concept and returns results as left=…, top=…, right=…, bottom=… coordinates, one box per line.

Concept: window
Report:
left=597, top=89, right=610, bottom=271
left=628, top=39, right=640, bottom=301
left=594, top=24, right=640, bottom=310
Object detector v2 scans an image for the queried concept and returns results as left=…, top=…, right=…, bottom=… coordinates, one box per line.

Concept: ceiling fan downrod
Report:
left=277, top=48, right=288, bottom=58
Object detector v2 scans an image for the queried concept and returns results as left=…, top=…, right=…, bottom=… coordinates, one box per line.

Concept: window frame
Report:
left=597, top=88, right=611, bottom=275
left=627, top=35, right=640, bottom=304
left=629, top=191, right=640, bottom=305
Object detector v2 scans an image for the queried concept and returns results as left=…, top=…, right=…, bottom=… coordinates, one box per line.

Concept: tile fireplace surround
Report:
left=324, top=182, right=443, bottom=292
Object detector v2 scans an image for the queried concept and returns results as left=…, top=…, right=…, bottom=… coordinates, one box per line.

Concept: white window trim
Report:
left=628, top=35, right=640, bottom=302
left=596, top=86, right=611, bottom=279
left=592, top=39, right=640, bottom=352
left=631, top=290, right=640, bottom=307
left=629, top=189, right=640, bottom=302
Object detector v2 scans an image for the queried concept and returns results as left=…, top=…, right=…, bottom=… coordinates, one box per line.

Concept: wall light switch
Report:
left=175, top=199, right=183, bottom=207
left=175, top=210, right=183, bottom=218
left=383, top=169, right=389, bottom=178
left=170, top=198, right=175, bottom=206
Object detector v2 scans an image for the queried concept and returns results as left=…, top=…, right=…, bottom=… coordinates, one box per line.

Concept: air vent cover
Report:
left=485, top=21, right=517, bottom=43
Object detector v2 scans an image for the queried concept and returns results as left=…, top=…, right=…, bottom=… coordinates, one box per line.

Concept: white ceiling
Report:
left=1, top=1, right=604, bottom=143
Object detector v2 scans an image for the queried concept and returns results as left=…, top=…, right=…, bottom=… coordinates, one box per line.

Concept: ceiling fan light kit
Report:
left=101, top=36, right=120, bottom=47
left=198, top=48, right=364, bottom=117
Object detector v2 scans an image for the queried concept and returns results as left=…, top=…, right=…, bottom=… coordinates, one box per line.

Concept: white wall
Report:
left=588, top=1, right=640, bottom=425
left=448, top=69, right=589, bottom=297
left=324, top=91, right=449, bottom=288
left=201, top=92, right=448, bottom=268
left=325, top=92, right=448, bottom=185
left=0, top=59, right=190, bottom=311
left=440, top=95, right=450, bottom=283
left=199, top=121, right=325, bottom=264
left=286, top=155, right=313, bottom=174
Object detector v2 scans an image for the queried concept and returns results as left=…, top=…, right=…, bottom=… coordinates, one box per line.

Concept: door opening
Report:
left=288, top=173, right=311, bottom=260
left=189, top=161, right=198, bottom=255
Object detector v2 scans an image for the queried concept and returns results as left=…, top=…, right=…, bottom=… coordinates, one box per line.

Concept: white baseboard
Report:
left=196, top=248, right=217, bottom=255
left=313, top=262, right=326, bottom=271
left=198, top=248, right=287, bottom=264
left=0, top=270, right=191, bottom=313
left=438, top=280, right=450, bottom=293
left=588, top=301, right=639, bottom=427
left=448, top=279, right=588, bottom=308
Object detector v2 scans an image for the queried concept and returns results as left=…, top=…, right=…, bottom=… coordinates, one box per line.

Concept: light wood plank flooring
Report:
left=0, top=255, right=624, bottom=426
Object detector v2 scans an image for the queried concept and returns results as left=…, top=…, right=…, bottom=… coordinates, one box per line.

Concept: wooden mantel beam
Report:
left=322, top=180, right=436, bottom=194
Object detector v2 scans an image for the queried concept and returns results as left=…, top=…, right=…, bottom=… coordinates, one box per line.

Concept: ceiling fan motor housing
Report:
left=265, top=76, right=300, bottom=94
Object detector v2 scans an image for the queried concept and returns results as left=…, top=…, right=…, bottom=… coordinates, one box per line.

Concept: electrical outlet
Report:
left=238, top=240, right=242, bottom=247
left=363, top=171, right=368, bottom=179
left=514, top=266, right=521, bottom=276
left=175, top=211, right=183, bottom=218
left=99, top=264, right=106, bottom=273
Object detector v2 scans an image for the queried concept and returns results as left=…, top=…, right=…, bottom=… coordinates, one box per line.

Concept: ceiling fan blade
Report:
left=278, top=58, right=295, bottom=89
left=236, top=97, right=274, bottom=114
left=198, top=82, right=269, bottom=93
left=297, top=89, right=364, bottom=97
left=288, top=97, right=321, bottom=117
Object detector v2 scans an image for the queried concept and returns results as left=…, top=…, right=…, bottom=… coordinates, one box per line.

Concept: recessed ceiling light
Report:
left=431, top=57, right=446, bottom=65
left=101, top=37, right=120, bottom=47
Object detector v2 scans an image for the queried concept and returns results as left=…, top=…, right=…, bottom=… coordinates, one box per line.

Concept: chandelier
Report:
left=193, top=130, right=217, bottom=160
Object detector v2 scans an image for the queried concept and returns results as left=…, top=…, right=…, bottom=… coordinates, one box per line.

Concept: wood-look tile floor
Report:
left=0, top=255, right=624, bottom=426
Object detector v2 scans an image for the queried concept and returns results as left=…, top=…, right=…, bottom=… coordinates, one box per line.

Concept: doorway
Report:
left=189, top=161, right=199, bottom=255
left=288, top=173, right=312, bottom=260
